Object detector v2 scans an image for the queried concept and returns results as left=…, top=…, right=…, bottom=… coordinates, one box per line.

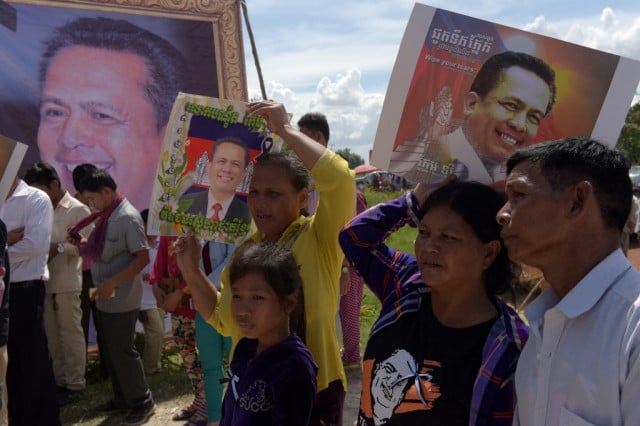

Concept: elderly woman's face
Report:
left=414, top=205, right=498, bottom=291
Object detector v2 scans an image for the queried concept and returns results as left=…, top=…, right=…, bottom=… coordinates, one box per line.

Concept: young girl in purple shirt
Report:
left=220, top=241, right=318, bottom=426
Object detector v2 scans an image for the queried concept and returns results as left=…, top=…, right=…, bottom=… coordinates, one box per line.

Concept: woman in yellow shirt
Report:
left=175, top=100, right=355, bottom=426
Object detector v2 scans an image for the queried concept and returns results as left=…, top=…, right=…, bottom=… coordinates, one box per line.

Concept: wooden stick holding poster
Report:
left=148, top=93, right=281, bottom=243
left=0, top=135, right=27, bottom=204
left=372, top=3, right=640, bottom=187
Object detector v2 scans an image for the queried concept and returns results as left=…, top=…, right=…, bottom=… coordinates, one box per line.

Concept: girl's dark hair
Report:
left=419, top=181, right=517, bottom=295
left=229, top=241, right=302, bottom=304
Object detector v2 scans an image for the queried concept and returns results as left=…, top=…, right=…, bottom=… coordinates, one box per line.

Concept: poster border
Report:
left=6, top=0, right=248, bottom=101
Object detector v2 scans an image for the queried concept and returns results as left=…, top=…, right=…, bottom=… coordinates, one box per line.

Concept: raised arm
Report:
left=339, top=192, right=421, bottom=301
left=173, top=234, right=219, bottom=319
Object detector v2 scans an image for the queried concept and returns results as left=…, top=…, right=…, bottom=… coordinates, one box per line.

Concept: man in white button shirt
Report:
left=0, top=176, right=60, bottom=425
left=497, top=137, right=640, bottom=425
left=24, top=162, right=92, bottom=406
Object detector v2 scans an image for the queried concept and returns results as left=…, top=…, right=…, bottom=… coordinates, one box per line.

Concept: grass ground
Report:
left=60, top=338, right=193, bottom=425
left=60, top=188, right=411, bottom=425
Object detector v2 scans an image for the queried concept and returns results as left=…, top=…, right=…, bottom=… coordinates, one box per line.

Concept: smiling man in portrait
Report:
left=413, top=50, right=557, bottom=184
left=36, top=16, right=186, bottom=211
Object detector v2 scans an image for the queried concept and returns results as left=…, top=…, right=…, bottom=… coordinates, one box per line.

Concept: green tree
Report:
left=617, top=102, right=640, bottom=164
left=335, top=148, right=365, bottom=169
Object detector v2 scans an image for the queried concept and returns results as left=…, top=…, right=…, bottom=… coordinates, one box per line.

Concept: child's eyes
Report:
left=231, top=294, right=265, bottom=301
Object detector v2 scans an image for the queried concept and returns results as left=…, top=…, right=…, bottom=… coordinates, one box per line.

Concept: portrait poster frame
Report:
left=1, top=0, right=247, bottom=209
left=148, top=92, right=281, bottom=243
left=3, top=0, right=246, bottom=100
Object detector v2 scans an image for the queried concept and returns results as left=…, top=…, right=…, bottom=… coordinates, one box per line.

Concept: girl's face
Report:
left=247, top=164, right=308, bottom=243
left=231, top=272, right=294, bottom=352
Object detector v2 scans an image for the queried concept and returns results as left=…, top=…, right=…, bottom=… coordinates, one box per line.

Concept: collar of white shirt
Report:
left=525, top=248, right=631, bottom=329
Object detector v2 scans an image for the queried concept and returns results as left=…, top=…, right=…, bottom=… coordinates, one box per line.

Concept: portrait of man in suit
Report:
left=182, top=137, right=251, bottom=224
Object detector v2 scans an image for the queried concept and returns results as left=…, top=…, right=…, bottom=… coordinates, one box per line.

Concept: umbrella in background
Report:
left=354, top=164, right=379, bottom=175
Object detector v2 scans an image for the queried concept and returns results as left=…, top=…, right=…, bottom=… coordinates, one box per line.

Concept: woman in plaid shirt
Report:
left=339, top=181, right=528, bottom=425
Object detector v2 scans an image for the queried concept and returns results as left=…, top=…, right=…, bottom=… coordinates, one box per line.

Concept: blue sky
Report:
left=241, top=1, right=640, bottom=163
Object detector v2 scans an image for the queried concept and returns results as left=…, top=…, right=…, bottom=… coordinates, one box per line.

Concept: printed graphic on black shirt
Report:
left=358, top=294, right=493, bottom=425
left=360, top=349, right=442, bottom=425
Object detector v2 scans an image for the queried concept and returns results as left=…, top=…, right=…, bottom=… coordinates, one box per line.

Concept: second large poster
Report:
left=372, top=3, right=640, bottom=186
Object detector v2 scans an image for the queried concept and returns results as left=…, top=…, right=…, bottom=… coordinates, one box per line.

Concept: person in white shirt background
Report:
left=0, top=176, right=60, bottom=425
left=23, top=162, right=92, bottom=406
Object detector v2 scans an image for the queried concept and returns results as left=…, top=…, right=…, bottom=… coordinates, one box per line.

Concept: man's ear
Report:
left=568, top=180, right=593, bottom=220
left=463, top=92, right=481, bottom=116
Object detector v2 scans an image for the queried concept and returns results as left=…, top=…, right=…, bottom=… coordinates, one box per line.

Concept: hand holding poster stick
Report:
left=247, top=100, right=326, bottom=170
left=246, top=100, right=292, bottom=138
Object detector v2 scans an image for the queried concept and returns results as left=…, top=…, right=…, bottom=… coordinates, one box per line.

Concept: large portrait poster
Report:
left=0, top=0, right=245, bottom=211
left=148, top=93, right=281, bottom=243
left=372, top=3, right=640, bottom=186
left=0, top=135, right=27, bottom=204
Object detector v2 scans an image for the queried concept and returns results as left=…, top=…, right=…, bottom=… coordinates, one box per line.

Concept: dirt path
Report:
left=343, top=365, right=363, bottom=425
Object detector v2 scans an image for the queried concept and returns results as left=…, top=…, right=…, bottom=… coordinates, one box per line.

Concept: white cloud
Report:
left=316, top=69, right=363, bottom=106
left=522, top=9, right=640, bottom=104
left=522, top=9, right=640, bottom=60
left=255, top=69, right=384, bottom=164
left=523, top=16, right=559, bottom=38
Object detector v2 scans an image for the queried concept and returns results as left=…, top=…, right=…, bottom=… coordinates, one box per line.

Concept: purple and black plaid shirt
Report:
left=339, top=192, right=529, bottom=425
